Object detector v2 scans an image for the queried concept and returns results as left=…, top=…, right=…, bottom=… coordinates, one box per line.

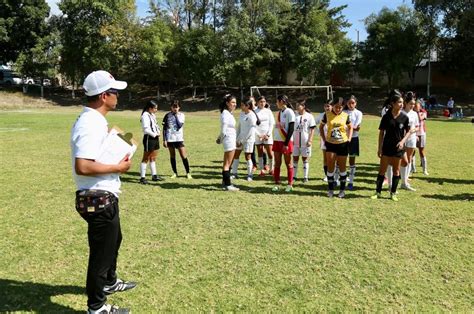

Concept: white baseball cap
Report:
left=83, top=70, right=127, bottom=96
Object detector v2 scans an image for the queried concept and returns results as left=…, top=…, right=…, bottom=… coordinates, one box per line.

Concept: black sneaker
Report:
left=87, top=304, right=130, bottom=314
left=139, top=177, right=148, bottom=185
left=152, top=175, right=164, bottom=181
left=103, top=279, right=137, bottom=295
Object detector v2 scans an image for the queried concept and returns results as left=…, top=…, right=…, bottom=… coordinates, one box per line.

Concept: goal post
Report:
left=250, top=85, right=333, bottom=102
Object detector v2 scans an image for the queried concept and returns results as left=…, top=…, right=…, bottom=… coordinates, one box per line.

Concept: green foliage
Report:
left=359, top=6, right=428, bottom=89
left=0, top=0, right=50, bottom=64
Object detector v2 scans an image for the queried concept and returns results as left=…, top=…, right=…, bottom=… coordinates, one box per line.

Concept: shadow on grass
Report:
left=415, top=176, right=474, bottom=185
left=421, top=193, right=473, bottom=201
left=0, top=278, right=83, bottom=313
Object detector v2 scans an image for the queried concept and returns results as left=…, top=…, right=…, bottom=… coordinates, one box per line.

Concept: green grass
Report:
left=0, top=106, right=472, bottom=312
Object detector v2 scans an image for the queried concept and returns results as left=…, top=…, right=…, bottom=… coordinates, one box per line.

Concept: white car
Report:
left=0, top=70, right=23, bottom=85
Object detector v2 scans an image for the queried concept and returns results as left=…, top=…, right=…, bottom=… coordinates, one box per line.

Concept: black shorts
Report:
left=348, top=137, right=360, bottom=157
left=382, top=146, right=404, bottom=158
left=325, top=141, right=349, bottom=156
left=167, top=141, right=185, bottom=149
left=143, top=135, right=159, bottom=152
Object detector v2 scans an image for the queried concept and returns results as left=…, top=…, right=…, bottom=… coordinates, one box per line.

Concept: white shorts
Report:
left=293, top=146, right=312, bottom=157
left=223, top=136, right=236, bottom=152
left=242, top=141, right=255, bottom=153
left=255, top=135, right=274, bottom=145
left=417, top=134, right=426, bottom=148
left=405, top=136, right=417, bottom=148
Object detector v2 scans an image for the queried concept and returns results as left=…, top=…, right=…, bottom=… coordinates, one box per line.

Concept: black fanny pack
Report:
left=75, top=189, right=116, bottom=214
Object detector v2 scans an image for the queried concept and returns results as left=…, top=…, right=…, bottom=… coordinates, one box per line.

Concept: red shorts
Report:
left=272, top=141, right=293, bottom=154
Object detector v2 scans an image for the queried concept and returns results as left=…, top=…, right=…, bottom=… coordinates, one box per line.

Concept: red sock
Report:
left=273, top=167, right=281, bottom=183
left=288, top=166, right=294, bottom=185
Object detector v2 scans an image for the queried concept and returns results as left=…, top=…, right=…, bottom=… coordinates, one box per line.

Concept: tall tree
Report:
left=0, top=0, right=49, bottom=64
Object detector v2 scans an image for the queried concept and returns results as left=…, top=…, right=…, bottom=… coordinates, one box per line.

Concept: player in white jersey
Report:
left=217, top=94, right=239, bottom=191
left=255, top=96, right=275, bottom=177
left=414, top=100, right=429, bottom=175
left=139, top=100, right=163, bottom=184
left=400, top=92, right=419, bottom=191
left=343, top=95, right=363, bottom=190
left=271, top=95, right=296, bottom=192
left=315, top=100, right=332, bottom=181
left=292, top=99, right=316, bottom=183
left=162, top=100, right=192, bottom=179
left=234, top=98, right=260, bottom=181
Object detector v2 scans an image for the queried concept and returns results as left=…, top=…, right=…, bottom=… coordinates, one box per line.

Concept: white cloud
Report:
left=46, top=0, right=62, bottom=16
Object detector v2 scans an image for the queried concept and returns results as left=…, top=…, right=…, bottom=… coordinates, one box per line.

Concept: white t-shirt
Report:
left=273, top=107, right=296, bottom=142
left=237, top=111, right=258, bottom=143
left=344, top=108, right=363, bottom=137
left=255, top=107, right=275, bottom=138
left=70, top=107, right=121, bottom=196
left=141, top=111, right=160, bottom=137
left=294, top=111, right=316, bottom=148
left=220, top=110, right=236, bottom=140
left=447, top=99, right=454, bottom=108
left=403, top=109, right=420, bottom=141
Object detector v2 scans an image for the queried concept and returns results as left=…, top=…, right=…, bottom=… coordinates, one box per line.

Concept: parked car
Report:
left=23, top=77, right=35, bottom=84
left=0, top=70, right=22, bottom=85
left=43, top=79, right=51, bottom=86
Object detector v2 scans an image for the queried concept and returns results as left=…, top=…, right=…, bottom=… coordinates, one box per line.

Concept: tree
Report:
left=0, top=0, right=49, bottom=64
left=359, top=6, right=428, bottom=89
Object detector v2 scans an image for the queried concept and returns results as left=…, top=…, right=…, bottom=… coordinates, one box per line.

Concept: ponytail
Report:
left=244, top=98, right=261, bottom=125
left=277, top=94, right=293, bottom=109
left=220, top=94, right=235, bottom=113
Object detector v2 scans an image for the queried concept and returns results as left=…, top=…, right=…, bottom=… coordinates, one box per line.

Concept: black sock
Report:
left=376, top=174, right=385, bottom=193
left=170, top=157, right=177, bottom=174
left=182, top=157, right=190, bottom=173
left=340, top=175, right=347, bottom=191
left=251, top=151, right=257, bottom=166
left=324, top=166, right=328, bottom=176
left=327, top=175, right=334, bottom=190
left=263, top=153, right=267, bottom=166
left=391, top=175, right=401, bottom=193
left=223, top=170, right=231, bottom=186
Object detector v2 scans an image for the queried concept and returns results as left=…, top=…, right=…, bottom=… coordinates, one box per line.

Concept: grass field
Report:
left=0, top=99, right=473, bottom=312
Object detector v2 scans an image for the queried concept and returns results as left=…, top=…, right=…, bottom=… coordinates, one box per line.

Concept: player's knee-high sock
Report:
left=140, top=162, right=147, bottom=178
left=386, top=166, right=393, bottom=186
left=182, top=157, right=190, bottom=174
left=327, top=171, right=335, bottom=191
left=170, top=157, right=177, bottom=174
left=400, top=166, right=407, bottom=186
left=231, top=159, right=239, bottom=175
left=339, top=171, right=347, bottom=191
left=273, top=167, right=281, bottom=183
left=391, top=175, right=401, bottom=194
left=150, top=161, right=157, bottom=176
left=303, top=161, right=309, bottom=179
left=376, top=174, right=384, bottom=193
left=246, top=160, right=253, bottom=177
left=223, top=170, right=231, bottom=186
left=258, top=157, right=264, bottom=170
left=287, top=166, right=294, bottom=185
left=349, top=165, right=356, bottom=183
left=293, top=163, right=298, bottom=179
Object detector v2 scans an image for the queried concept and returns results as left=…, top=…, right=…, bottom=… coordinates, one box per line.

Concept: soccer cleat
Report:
left=152, top=175, right=164, bottom=181
left=348, top=183, right=354, bottom=190
left=302, top=178, right=309, bottom=183
left=186, top=173, right=193, bottom=179
left=338, top=190, right=345, bottom=198
left=285, top=185, right=293, bottom=192
left=370, top=192, right=381, bottom=199
left=271, top=186, right=280, bottom=192
left=103, top=279, right=137, bottom=295
left=169, top=173, right=177, bottom=179
left=293, top=176, right=298, bottom=181
left=423, top=170, right=429, bottom=176
left=225, top=185, right=240, bottom=191
left=401, top=184, right=416, bottom=191
left=328, top=190, right=334, bottom=198
left=258, top=170, right=266, bottom=177
left=247, top=175, right=253, bottom=182
left=87, top=304, right=130, bottom=314
left=323, top=176, right=328, bottom=182
left=139, top=177, right=148, bottom=185
left=230, top=173, right=238, bottom=180
left=390, top=193, right=399, bottom=202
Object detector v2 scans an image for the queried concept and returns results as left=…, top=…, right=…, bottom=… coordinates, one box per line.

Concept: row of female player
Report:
left=217, top=93, right=364, bottom=197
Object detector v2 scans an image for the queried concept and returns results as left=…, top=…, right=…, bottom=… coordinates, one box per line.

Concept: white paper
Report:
left=97, top=128, right=137, bottom=165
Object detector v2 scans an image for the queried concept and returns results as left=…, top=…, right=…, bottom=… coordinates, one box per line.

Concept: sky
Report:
left=47, top=0, right=413, bottom=42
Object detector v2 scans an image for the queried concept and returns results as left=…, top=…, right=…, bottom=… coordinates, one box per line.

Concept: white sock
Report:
left=140, top=162, right=147, bottom=177
left=334, top=166, right=340, bottom=182
left=269, top=158, right=274, bottom=171
left=247, top=160, right=253, bottom=177
left=150, top=161, right=157, bottom=176
left=411, top=155, right=416, bottom=171
left=349, top=165, right=356, bottom=183
left=386, top=166, right=393, bottom=186
left=400, top=166, right=407, bottom=186
left=422, top=156, right=427, bottom=172
left=231, top=159, right=239, bottom=174
left=293, top=163, right=298, bottom=178
left=258, top=157, right=264, bottom=170
left=303, top=161, right=309, bottom=179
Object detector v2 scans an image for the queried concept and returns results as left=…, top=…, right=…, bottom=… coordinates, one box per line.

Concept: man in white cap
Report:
left=71, top=70, right=136, bottom=314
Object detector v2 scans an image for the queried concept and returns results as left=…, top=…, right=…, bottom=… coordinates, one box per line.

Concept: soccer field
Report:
left=0, top=107, right=472, bottom=312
